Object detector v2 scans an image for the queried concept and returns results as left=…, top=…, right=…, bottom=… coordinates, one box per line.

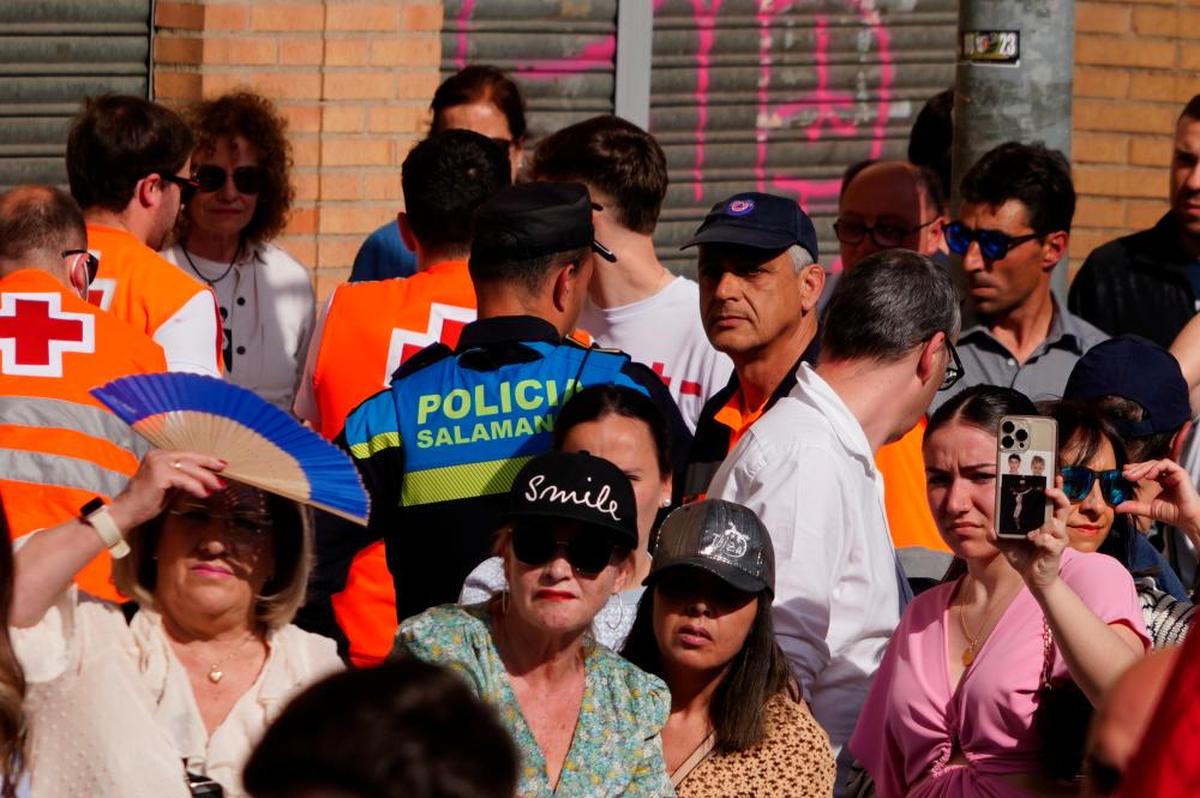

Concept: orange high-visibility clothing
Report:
left=85, top=224, right=222, bottom=376
left=306, top=260, right=476, bottom=667
left=877, top=419, right=949, bottom=554
left=0, top=269, right=167, bottom=600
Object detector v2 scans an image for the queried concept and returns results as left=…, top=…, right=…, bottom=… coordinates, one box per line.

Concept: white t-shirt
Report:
left=708, top=363, right=906, bottom=793
left=579, top=276, right=732, bottom=432
left=163, top=242, right=315, bottom=411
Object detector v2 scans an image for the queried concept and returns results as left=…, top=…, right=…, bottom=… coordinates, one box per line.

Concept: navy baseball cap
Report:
left=1064, top=335, right=1192, bottom=437
left=471, top=182, right=615, bottom=266
left=681, top=192, right=819, bottom=261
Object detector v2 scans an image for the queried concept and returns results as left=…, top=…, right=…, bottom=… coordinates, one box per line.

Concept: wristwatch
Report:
left=80, top=498, right=130, bottom=559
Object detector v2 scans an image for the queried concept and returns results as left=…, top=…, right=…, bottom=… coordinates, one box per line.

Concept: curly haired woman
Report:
left=162, top=91, right=314, bottom=411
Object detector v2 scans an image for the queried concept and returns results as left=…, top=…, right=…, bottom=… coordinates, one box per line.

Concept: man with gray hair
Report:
left=708, top=248, right=963, bottom=793
left=680, top=192, right=826, bottom=500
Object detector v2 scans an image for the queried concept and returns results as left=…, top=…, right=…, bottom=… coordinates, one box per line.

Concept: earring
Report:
left=660, top=498, right=671, bottom=508
left=603, top=598, right=626, bottom=633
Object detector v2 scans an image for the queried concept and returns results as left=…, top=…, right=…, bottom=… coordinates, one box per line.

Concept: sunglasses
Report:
left=167, top=502, right=273, bottom=539
left=939, top=339, right=964, bottom=392
left=61, top=249, right=99, bottom=286
left=156, top=172, right=200, bottom=204
left=511, top=524, right=617, bottom=576
left=1060, top=466, right=1132, bottom=507
left=945, top=221, right=1042, bottom=261
left=194, top=164, right=265, bottom=195
left=833, top=217, right=938, bottom=249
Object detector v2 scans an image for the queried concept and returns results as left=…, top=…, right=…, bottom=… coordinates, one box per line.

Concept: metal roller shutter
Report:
left=651, top=0, right=958, bottom=274
left=441, top=1, right=957, bottom=275
left=0, top=0, right=152, bottom=190
left=441, top=0, right=618, bottom=141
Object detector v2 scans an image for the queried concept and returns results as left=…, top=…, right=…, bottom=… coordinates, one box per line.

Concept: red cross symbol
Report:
left=382, top=302, right=477, bottom=387
left=651, top=361, right=703, bottom=397
left=0, top=292, right=95, bottom=377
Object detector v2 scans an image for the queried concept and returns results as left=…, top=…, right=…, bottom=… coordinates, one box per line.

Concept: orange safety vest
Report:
left=877, top=419, right=949, bottom=554
left=311, top=259, right=476, bottom=666
left=85, top=224, right=222, bottom=368
left=0, top=269, right=168, bottom=600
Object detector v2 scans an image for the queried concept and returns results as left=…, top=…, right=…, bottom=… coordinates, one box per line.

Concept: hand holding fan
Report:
left=92, top=373, right=369, bottom=524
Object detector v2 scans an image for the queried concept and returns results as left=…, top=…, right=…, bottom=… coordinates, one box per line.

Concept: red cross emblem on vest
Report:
left=0, top=292, right=96, bottom=377
left=382, top=302, right=477, bottom=387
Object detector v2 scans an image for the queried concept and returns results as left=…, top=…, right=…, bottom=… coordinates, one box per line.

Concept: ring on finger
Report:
left=173, top=461, right=183, bottom=470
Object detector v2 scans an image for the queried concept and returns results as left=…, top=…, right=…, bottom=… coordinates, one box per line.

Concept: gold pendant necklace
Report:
left=956, top=578, right=1016, bottom=668
left=205, top=636, right=256, bottom=684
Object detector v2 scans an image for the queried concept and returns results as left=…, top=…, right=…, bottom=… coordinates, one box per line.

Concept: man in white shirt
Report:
left=708, top=249, right=963, bottom=793
left=528, top=115, right=731, bottom=432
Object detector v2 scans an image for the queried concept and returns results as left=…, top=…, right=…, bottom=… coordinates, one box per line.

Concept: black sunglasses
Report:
left=945, top=221, right=1042, bottom=261
left=1060, top=466, right=1132, bottom=507
left=511, top=525, right=617, bottom=576
left=61, top=249, right=99, bottom=286
left=156, top=172, right=200, bottom=204
left=195, top=164, right=265, bottom=195
left=939, top=339, right=964, bottom=392
left=833, top=217, right=938, bottom=249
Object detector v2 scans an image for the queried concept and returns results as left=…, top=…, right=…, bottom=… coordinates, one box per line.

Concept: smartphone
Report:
left=994, top=415, right=1057, bottom=540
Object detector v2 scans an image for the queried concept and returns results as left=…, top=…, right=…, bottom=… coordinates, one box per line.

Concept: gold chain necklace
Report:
left=202, top=635, right=257, bottom=684
left=956, top=580, right=1017, bottom=667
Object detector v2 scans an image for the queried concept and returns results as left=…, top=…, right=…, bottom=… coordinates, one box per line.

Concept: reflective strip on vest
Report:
left=401, top=454, right=533, bottom=507
left=0, top=448, right=130, bottom=497
left=0, top=396, right=149, bottom=458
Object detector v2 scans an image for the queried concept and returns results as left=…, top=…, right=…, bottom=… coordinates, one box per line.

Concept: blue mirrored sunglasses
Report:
left=945, top=221, right=1042, bottom=261
left=1060, top=466, right=1131, bottom=507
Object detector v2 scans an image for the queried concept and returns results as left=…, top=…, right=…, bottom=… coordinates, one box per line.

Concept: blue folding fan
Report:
left=92, top=373, right=369, bottom=524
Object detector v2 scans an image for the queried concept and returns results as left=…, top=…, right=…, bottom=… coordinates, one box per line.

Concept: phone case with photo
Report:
left=994, top=415, right=1057, bottom=540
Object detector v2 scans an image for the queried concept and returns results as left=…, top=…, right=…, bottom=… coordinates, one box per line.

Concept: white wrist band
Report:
left=84, top=504, right=130, bottom=559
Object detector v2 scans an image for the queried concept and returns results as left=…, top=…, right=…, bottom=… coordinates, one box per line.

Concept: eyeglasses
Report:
left=61, top=249, right=99, bottom=286
left=833, top=217, right=938, bottom=249
left=1060, top=467, right=1132, bottom=507
left=511, top=524, right=618, bottom=576
left=194, top=164, right=264, bottom=195
left=156, top=172, right=200, bottom=204
left=939, top=339, right=965, bottom=391
left=945, top=221, right=1042, bottom=261
left=167, top=502, right=273, bottom=540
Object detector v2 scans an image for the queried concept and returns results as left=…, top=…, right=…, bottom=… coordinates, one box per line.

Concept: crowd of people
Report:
left=0, top=59, right=1198, bottom=798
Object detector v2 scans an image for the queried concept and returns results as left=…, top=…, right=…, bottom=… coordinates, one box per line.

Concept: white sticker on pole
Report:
left=960, top=31, right=1020, bottom=67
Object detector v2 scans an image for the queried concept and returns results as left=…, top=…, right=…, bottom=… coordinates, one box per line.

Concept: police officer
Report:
left=313, top=182, right=689, bottom=631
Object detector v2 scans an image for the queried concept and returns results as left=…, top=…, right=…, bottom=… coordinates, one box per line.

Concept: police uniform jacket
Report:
left=303, top=315, right=690, bottom=649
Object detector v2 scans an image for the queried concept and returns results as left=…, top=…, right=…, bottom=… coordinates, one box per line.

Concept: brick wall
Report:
left=1071, top=0, right=1200, bottom=276
left=153, top=0, right=442, bottom=299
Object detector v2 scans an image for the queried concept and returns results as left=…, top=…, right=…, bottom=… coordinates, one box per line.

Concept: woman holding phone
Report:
left=850, top=385, right=1149, bottom=797
left=1044, top=400, right=1194, bottom=648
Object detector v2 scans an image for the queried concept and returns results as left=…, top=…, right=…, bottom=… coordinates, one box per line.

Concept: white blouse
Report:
left=162, top=241, right=316, bottom=412
left=12, top=588, right=342, bottom=798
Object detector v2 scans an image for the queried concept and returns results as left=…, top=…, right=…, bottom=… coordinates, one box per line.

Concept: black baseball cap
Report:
left=504, top=450, right=638, bottom=550
left=681, top=192, right=819, bottom=261
left=644, top=499, right=775, bottom=595
left=1064, top=335, right=1191, bottom=437
left=471, top=182, right=615, bottom=266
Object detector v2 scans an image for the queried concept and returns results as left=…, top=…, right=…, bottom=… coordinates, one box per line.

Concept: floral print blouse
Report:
left=394, top=603, right=674, bottom=797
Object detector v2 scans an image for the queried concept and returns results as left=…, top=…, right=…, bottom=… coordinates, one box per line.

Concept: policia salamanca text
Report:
left=413, top=378, right=581, bottom=449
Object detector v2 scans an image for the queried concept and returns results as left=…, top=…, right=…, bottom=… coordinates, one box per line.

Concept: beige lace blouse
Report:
left=12, top=588, right=342, bottom=798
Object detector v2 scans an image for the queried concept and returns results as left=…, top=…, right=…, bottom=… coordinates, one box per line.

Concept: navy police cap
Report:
left=681, top=192, right=819, bottom=262
left=471, top=182, right=615, bottom=265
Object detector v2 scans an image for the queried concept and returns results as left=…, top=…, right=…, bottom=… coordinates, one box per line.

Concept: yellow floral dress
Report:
left=394, top=603, right=674, bottom=797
